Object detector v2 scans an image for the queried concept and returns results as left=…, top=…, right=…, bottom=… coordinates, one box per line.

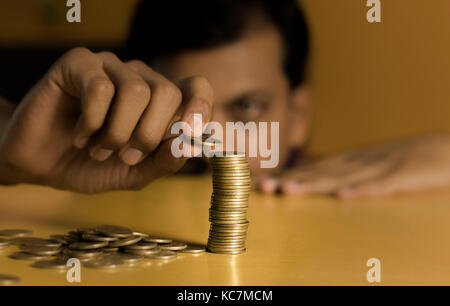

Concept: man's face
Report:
left=155, top=26, right=307, bottom=177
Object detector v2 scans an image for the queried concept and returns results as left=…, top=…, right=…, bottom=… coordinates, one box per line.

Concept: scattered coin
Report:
left=124, top=247, right=161, bottom=257
left=102, top=247, right=119, bottom=252
left=179, top=245, right=206, bottom=254
left=82, top=233, right=118, bottom=242
left=159, top=241, right=188, bottom=251
left=0, top=238, right=11, bottom=249
left=20, top=245, right=61, bottom=256
left=108, top=235, right=141, bottom=247
left=142, top=237, right=172, bottom=244
left=122, top=242, right=157, bottom=250
left=83, top=256, right=124, bottom=269
left=147, top=250, right=177, bottom=260
left=31, top=259, right=68, bottom=270
left=0, top=229, right=32, bottom=237
left=9, top=251, right=51, bottom=261
left=109, top=253, right=144, bottom=264
left=95, top=225, right=133, bottom=238
left=0, top=274, right=20, bottom=286
left=12, top=237, right=61, bottom=248
left=69, top=241, right=108, bottom=250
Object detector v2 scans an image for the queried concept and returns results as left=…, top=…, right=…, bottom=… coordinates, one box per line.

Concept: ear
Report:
left=287, top=85, right=311, bottom=148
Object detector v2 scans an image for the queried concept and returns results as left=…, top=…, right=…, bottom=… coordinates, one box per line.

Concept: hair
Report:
left=126, top=0, right=309, bottom=87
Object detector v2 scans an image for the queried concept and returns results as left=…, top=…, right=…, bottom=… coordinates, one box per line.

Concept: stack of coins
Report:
left=207, top=152, right=250, bottom=254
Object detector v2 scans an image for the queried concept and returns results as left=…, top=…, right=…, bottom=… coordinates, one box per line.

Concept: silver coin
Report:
left=20, top=245, right=62, bottom=256
left=9, top=251, right=51, bottom=261
left=122, top=242, right=157, bottom=250
left=142, top=236, right=172, bottom=244
left=147, top=250, right=177, bottom=260
left=124, top=247, right=161, bottom=257
left=0, top=238, right=11, bottom=249
left=108, top=235, right=141, bottom=247
left=82, top=233, right=118, bottom=242
left=159, top=241, right=187, bottom=251
left=83, top=256, right=124, bottom=269
left=31, top=259, right=68, bottom=270
left=179, top=245, right=206, bottom=254
left=69, top=241, right=108, bottom=250
left=12, top=237, right=61, bottom=248
left=0, top=274, right=20, bottom=286
left=95, top=225, right=133, bottom=238
left=109, top=253, right=144, bottom=264
left=0, top=229, right=32, bottom=237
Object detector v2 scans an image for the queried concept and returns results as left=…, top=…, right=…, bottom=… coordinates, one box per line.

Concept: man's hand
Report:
left=0, top=48, right=213, bottom=193
left=260, top=134, right=450, bottom=198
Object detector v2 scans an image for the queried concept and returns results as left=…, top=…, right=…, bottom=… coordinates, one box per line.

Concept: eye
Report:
left=227, top=98, right=269, bottom=122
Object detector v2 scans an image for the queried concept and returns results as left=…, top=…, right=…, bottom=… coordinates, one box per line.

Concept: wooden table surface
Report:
left=1, top=176, right=450, bottom=286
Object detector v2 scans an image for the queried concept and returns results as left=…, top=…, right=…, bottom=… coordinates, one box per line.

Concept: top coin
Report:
left=95, top=225, right=133, bottom=238
left=0, top=229, right=32, bottom=237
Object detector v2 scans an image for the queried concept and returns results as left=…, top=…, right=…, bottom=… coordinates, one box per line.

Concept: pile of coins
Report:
left=207, top=152, right=250, bottom=254
left=0, top=226, right=205, bottom=284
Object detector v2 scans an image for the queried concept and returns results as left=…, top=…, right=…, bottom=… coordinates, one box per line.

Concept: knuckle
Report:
left=97, top=51, right=119, bottom=61
left=89, top=78, right=115, bottom=97
left=63, top=47, right=94, bottom=63
left=124, top=80, right=151, bottom=101
left=126, top=59, right=148, bottom=70
left=155, top=82, right=182, bottom=105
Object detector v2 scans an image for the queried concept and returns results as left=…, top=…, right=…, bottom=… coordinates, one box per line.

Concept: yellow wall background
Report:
left=0, top=0, right=449, bottom=155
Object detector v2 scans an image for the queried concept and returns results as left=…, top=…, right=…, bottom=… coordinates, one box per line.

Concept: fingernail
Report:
left=187, top=113, right=204, bottom=137
left=90, top=147, right=113, bottom=162
left=261, top=178, right=278, bottom=194
left=75, top=136, right=89, bottom=149
left=120, top=148, right=144, bottom=165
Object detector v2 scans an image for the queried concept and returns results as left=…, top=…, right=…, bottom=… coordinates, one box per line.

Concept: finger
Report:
left=259, top=177, right=280, bottom=195
left=177, top=76, right=213, bottom=137
left=89, top=53, right=151, bottom=162
left=118, top=60, right=182, bottom=165
left=127, top=138, right=190, bottom=189
left=337, top=176, right=398, bottom=199
left=50, top=48, right=115, bottom=149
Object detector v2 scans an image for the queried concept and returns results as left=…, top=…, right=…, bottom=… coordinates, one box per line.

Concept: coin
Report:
left=82, top=233, right=118, bottom=242
left=9, top=251, right=51, bottom=261
left=179, top=245, right=206, bottom=254
left=63, top=248, right=102, bottom=259
left=20, top=245, right=62, bottom=256
left=147, top=250, right=177, bottom=260
left=109, top=253, right=144, bottom=264
left=0, top=238, right=11, bottom=249
left=0, top=229, right=32, bottom=237
left=69, top=241, right=108, bottom=250
left=108, top=235, right=141, bottom=247
left=207, top=152, right=250, bottom=254
left=12, top=237, right=61, bottom=248
left=83, top=256, right=124, bottom=269
left=102, top=247, right=119, bottom=253
left=95, top=225, right=133, bottom=238
left=122, top=242, right=157, bottom=250
left=0, top=274, right=20, bottom=286
left=124, top=247, right=161, bottom=257
left=31, top=259, right=68, bottom=270
left=49, top=235, right=69, bottom=245
left=142, top=236, right=172, bottom=244
left=159, top=241, right=187, bottom=251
